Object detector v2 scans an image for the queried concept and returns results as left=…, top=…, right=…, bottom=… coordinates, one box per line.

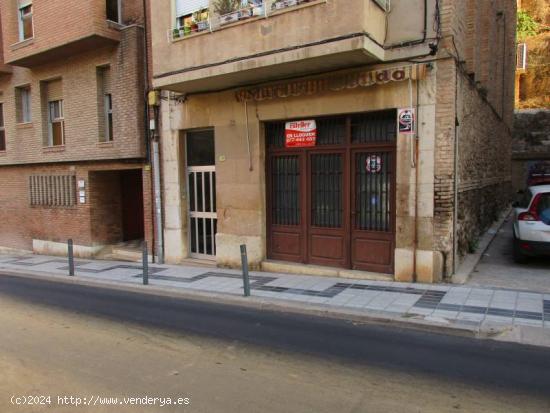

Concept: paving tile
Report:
left=514, top=318, right=543, bottom=327
left=431, top=310, right=458, bottom=320
left=484, top=315, right=513, bottom=324
left=456, top=312, right=485, bottom=322
left=407, top=308, right=434, bottom=316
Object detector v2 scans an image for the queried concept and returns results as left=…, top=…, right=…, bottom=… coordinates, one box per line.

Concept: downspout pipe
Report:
left=152, top=107, right=165, bottom=264
left=452, top=65, right=459, bottom=275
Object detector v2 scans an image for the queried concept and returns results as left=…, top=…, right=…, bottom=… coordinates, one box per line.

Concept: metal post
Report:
left=68, top=239, right=74, bottom=276
left=240, top=244, right=250, bottom=297
left=142, top=241, right=149, bottom=285
left=152, top=139, right=164, bottom=264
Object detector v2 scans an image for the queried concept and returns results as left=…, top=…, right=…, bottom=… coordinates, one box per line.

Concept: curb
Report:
left=0, top=267, right=481, bottom=340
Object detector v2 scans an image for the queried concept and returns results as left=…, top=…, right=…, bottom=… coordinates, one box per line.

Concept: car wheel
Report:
left=513, top=236, right=528, bottom=264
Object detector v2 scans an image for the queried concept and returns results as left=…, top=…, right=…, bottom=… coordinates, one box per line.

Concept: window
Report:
left=97, top=66, right=112, bottom=142
left=29, top=175, right=76, bottom=207
left=48, top=100, right=64, bottom=146
left=16, top=86, right=31, bottom=123
left=536, top=194, right=550, bottom=224
left=18, top=2, right=33, bottom=41
left=104, top=94, right=113, bottom=141
left=106, top=0, right=121, bottom=23
left=0, top=103, right=5, bottom=151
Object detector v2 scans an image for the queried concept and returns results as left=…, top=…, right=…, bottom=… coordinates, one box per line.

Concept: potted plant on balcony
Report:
left=214, top=0, right=240, bottom=24
left=183, top=24, right=192, bottom=36
left=193, top=8, right=210, bottom=31
left=250, top=0, right=264, bottom=16
left=172, top=28, right=181, bottom=39
left=271, top=0, right=285, bottom=10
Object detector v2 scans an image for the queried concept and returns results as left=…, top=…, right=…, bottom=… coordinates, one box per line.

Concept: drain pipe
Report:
left=452, top=67, right=459, bottom=275
left=244, top=100, right=253, bottom=172
left=149, top=93, right=164, bottom=264
left=410, top=68, right=418, bottom=283
left=152, top=136, right=164, bottom=264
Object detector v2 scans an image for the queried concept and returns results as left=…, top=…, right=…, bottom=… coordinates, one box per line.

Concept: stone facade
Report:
left=433, top=0, right=516, bottom=275
left=151, top=0, right=517, bottom=283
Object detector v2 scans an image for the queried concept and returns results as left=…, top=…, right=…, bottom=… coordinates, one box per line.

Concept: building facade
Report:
left=0, top=0, right=153, bottom=259
left=149, top=0, right=516, bottom=283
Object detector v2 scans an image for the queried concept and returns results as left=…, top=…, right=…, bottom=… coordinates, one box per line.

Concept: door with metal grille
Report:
left=266, top=110, right=396, bottom=273
left=187, top=130, right=217, bottom=259
left=307, top=150, right=349, bottom=268
left=351, top=150, right=395, bottom=273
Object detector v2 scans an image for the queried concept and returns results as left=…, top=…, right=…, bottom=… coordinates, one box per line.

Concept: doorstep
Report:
left=260, top=260, right=393, bottom=282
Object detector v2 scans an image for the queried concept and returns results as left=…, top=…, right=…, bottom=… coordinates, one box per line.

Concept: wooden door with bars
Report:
left=266, top=110, right=396, bottom=273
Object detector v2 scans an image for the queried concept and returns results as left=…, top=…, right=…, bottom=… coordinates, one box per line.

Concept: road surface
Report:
left=1, top=274, right=549, bottom=412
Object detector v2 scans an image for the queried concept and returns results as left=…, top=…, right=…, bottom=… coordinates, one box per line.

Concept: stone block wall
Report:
left=433, top=0, right=516, bottom=276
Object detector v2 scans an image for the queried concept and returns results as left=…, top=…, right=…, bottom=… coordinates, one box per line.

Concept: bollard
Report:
left=240, top=244, right=250, bottom=297
left=142, top=241, right=149, bottom=285
left=68, top=239, right=75, bottom=276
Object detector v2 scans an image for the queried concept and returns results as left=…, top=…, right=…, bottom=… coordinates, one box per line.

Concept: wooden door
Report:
left=120, top=169, right=144, bottom=241
left=351, top=150, right=395, bottom=273
left=266, top=110, right=396, bottom=273
left=307, top=150, right=349, bottom=268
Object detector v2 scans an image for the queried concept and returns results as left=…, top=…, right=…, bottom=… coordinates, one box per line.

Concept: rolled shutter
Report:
left=176, top=0, right=209, bottom=17
left=47, top=79, right=63, bottom=102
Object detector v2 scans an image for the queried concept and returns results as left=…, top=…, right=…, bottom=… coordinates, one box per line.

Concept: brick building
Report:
left=0, top=0, right=153, bottom=259
left=148, top=0, right=516, bottom=283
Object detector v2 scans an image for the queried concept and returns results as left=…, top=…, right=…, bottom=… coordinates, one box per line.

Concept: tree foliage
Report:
left=517, top=10, right=539, bottom=41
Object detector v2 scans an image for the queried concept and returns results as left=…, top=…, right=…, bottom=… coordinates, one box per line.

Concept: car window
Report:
left=537, top=193, right=550, bottom=224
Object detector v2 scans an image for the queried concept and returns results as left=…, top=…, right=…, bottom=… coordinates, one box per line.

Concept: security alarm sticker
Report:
left=398, top=108, right=415, bottom=134
left=285, top=120, right=317, bottom=147
left=366, top=155, right=382, bottom=173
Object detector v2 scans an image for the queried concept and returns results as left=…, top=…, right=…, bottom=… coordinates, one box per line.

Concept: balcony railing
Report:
left=168, top=0, right=325, bottom=42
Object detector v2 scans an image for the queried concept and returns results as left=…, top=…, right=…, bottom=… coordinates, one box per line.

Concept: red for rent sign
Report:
left=285, top=120, right=317, bottom=148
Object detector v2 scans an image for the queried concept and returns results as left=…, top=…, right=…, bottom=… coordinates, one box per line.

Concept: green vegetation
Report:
left=517, top=10, right=539, bottom=41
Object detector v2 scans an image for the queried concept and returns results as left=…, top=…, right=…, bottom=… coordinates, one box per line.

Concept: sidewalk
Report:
left=1, top=253, right=549, bottom=347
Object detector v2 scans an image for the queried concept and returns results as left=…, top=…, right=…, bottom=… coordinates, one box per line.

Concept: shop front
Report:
left=160, top=63, right=442, bottom=282
left=266, top=111, right=396, bottom=273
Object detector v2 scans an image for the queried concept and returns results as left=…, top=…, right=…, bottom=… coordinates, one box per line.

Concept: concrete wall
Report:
left=160, top=63, right=440, bottom=281
left=151, top=0, right=438, bottom=92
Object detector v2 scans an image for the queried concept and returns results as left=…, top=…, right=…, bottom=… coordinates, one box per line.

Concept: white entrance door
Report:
left=186, top=130, right=217, bottom=259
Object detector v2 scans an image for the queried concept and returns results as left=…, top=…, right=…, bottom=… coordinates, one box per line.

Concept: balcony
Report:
left=0, top=0, right=121, bottom=68
left=152, top=0, right=434, bottom=93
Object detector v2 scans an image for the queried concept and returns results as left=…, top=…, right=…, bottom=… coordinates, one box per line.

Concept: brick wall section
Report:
left=0, top=1, right=153, bottom=256
left=433, top=0, right=515, bottom=275
left=89, top=170, right=124, bottom=245
left=0, top=0, right=120, bottom=65
left=0, top=26, right=146, bottom=165
left=0, top=161, right=153, bottom=254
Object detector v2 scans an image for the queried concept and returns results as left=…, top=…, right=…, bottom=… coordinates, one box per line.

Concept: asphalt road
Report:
left=468, top=216, right=550, bottom=292
left=1, top=273, right=550, bottom=413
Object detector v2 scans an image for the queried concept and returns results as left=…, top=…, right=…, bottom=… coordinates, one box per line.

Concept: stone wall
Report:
left=456, top=70, right=513, bottom=258
left=433, top=0, right=515, bottom=276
